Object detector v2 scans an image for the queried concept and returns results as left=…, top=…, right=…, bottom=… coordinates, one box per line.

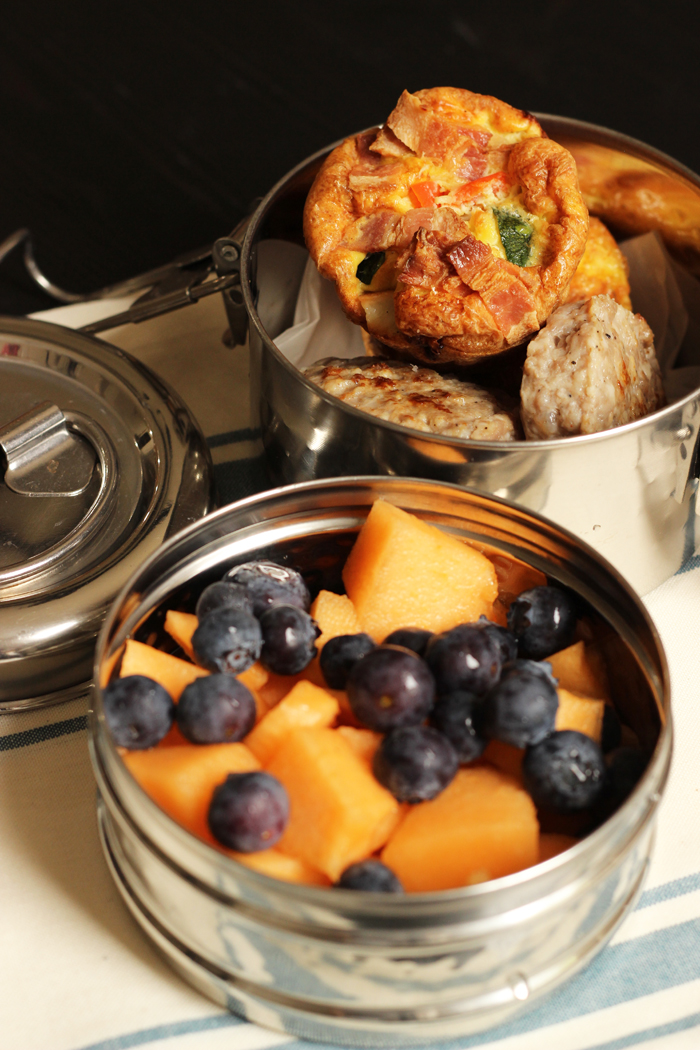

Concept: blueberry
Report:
left=319, top=633, right=375, bottom=689
left=383, top=628, right=433, bottom=657
left=475, top=616, right=518, bottom=664
left=195, top=580, right=253, bottom=621
left=225, top=560, right=310, bottom=618
left=425, top=623, right=502, bottom=697
left=208, top=771, right=289, bottom=852
left=336, top=859, right=404, bottom=893
left=523, top=730, right=606, bottom=812
left=177, top=674, right=256, bottom=744
left=373, top=725, right=459, bottom=803
left=103, top=675, right=174, bottom=749
left=507, top=586, right=578, bottom=660
left=430, top=690, right=487, bottom=764
left=482, top=659, right=559, bottom=748
left=601, top=705, right=623, bottom=753
left=192, top=606, right=262, bottom=675
left=347, top=646, right=435, bottom=731
left=259, top=604, right=320, bottom=675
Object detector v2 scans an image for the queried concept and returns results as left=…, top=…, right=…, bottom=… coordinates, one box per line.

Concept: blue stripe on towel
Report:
left=74, top=1013, right=244, bottom=1050
left=637, top=871, right=700, bottom=909
left=207, top=427, right=261, bottom=448
left=0, top=715, right=87, bottom=750
left=580, top=1009, right=700, bottom=1049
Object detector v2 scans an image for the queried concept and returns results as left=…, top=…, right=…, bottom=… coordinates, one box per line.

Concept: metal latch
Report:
left=0, top=401, right=96, bottom=496
left=0, top=227, right=248, bottom=338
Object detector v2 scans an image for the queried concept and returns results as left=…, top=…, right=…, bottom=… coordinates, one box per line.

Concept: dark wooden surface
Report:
left=0, top=1, right=694, bottom=314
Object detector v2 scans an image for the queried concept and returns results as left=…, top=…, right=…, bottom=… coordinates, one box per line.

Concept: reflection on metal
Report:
left=0, top=401, right=96, bottom=497
left=0, top=228, right=83, bottom=302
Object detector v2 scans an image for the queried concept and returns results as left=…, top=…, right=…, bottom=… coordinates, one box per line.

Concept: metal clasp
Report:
left=0, top=401, right=95, bottom=497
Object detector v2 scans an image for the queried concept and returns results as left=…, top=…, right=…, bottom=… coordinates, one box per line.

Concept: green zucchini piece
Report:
left=356, top=251, right=386, bottom=285
left=493, top=209, right=533, bottom=267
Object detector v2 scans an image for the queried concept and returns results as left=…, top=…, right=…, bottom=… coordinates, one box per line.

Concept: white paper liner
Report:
left=265, top=231, right=700, bottom=406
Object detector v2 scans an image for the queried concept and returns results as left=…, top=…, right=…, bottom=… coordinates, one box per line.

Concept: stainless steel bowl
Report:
left=237, top=116, right=700, bottom=595
left=89, top=476, right=671, bottom=1046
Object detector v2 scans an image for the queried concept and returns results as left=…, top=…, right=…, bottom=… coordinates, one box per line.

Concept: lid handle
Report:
left=0, top=407, right=118, bottom=587
left=0, top=401, right=96, bottom=497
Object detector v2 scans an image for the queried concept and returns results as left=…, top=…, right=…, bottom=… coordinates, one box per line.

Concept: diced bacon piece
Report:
left=446, top=235, right=493, bottom=283
left=355, top=130, right=380, bottom=161
left=447, top=235, right=537, bottom=334
left=483, top=282, right=538, bottom=331
left=399, top=230, right=451, bottom=288
left=370, top=126, right=413, bottom=157
left=341, top=210, right=402, bottom=252
left=348, top=163, right=404, bottom=192
left=453, top=149, right=488, bottom=183
left=394, top=207, right=471, bottom=249
left=386, top=90, right=492, bottom=164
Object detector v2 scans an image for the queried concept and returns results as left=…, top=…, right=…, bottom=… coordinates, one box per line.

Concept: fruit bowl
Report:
left=88, top=476, right=671, bottom=1046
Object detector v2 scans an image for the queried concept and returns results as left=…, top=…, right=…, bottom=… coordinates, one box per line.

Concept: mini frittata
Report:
left=304, top=87, right=589, bottom=365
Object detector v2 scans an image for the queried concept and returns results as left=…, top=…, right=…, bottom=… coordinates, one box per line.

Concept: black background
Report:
left=0, top=1, right=694, bottom=314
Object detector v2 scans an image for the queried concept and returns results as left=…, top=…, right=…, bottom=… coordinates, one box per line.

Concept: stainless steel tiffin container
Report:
left=230, top=115, right=700, bottom=595
left=89, top=476, right=671, bottom=1047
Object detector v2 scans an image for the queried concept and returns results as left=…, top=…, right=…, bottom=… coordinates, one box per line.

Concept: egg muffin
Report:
left=304, top=87, right=589, bottom=365
left=564, top=217, right=631, bottom=309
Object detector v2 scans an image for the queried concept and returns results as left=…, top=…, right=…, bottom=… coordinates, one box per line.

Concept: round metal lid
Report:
left=0, top=316, right=215, bottom=711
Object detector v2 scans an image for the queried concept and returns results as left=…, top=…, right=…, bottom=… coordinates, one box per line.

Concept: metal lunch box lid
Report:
left=0, top=316, right=215, bottom=711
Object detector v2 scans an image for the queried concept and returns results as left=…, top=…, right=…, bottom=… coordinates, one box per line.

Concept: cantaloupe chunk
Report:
left=245, top=681, right=340, bottom=764
left=342, top=500, right=498, bottom=641
left=231, top=848, right=330, bottom=886
left=119, top=638, right=268, bottom=718
left=120, top=639, right=208, bottom=699
left=548, top=641, right=610, bottom=700
left=486, top=553, right=548, bottom=606
left=268, top=727, right=400, bottom=881
left=538, top=833, right=578, bottom=863
left=336, top=726, right=383, bottom=766
left=310, top=590, right=363, bottom=648
left=381, top=766, right=539, bottom=891
left=123, top=742, right=260, bottom=842
left=555, top=688, right=604, bottom=743
left=164, top=609, right=198, bottom=659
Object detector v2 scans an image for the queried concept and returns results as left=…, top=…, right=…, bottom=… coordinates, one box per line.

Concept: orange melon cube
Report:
left=310, top=590, right=363, bottom=649
left=164, top=609, right=198, bottom=660
left=342, top=500, right=498, bottom=641
left=548, top=641, right=610, bottom=700
left=336, top=726, right=383, bottom=767
left=238, top=661, right=270, bottom=693
left=230, top=848, right=330, bottom=886
left=245, top=681, right=340, bottom=764
left=555, top=688, right=604, bottom=743
left=123, top=742, right=260, bottom=842
left=487, top=553, right=548, bottom=606
left=538, top=832, right=578, bottom=864
left=120, top=639, right=208, bottom=700
left=381, top=767, right=539, bottom=891
left=268, top=727, right=400, bottom=881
